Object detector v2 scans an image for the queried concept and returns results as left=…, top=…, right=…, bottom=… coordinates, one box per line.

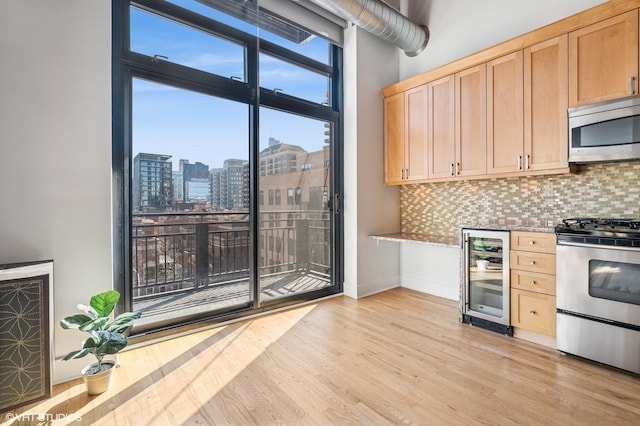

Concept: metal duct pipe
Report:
left=304, top=0, right=429, bottom=57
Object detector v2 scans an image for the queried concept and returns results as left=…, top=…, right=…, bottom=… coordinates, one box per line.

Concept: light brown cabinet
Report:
left=384, top=87, right=429, bottom=185
left=455, top=64, right=487, bottom=177
left=524, top=35, right=569, bottom=171
left=510, top=231, right=556, bottom=337
left=487, top=51, right=524, bottom=174
left=384, top=92, right=405, bottom=185
left=568, top=9, right=639, bottom=107
left=427, top=75, right=456, bottom=179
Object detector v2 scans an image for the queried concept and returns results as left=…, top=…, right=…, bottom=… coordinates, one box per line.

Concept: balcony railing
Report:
left=132, top=211, right=331, bottom=301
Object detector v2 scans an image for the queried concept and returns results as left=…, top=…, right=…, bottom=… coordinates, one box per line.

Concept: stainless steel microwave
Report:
left=569, top=95, right=640, bottom=163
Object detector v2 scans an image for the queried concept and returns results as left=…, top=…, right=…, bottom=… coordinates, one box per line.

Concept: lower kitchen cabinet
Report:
left=510, top=231, right=556, bottom=342
left=510, top=288, right=556, bottom=336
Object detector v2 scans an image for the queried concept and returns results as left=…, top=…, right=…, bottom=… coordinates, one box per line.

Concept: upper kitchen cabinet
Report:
left=384, top=86, right=429, bottom=185
left=487, top=51, right=524, bottom=174
left=524, top=35, right=569, bottom=172
left=455, top=64, right=487, bottom=177
left=568, top=9, right=639, bottom=107
left=427, top=75, right=456, bottom=179
left=384, top=92, right=405, bottom=184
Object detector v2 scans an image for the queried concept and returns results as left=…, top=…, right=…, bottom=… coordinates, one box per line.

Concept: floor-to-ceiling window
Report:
left=113, top=0, right=343, bottom=335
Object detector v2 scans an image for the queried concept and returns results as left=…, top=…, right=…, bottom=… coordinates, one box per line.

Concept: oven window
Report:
left=589, top=260, right=640, bottom=305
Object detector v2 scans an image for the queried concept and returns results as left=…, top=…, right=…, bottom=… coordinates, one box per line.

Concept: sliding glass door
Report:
left=258, top=108, right=334, bottom=302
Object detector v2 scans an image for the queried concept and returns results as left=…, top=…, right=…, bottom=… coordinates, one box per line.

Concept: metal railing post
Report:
left=296, top=218, right=310, bottom=273
left=195, top=223, right=209, bottom=287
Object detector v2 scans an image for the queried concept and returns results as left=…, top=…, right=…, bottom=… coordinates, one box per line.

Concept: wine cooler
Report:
left=462, top=229, right=512, bottom=335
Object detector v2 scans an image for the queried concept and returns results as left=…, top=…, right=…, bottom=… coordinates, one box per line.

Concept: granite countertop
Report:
left=459, top=224, right=556, bottom=233
left=370, top=225, right=556, bottom=249
left=369, top=233, right=460, bottom=248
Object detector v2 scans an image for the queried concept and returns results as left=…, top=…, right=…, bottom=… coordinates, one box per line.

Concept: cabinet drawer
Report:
left=510, top=250, right=555, bottom=274
left=510, top=289, right=556, bottom=336
left=510, top=231, right=556, bottom=253
left=510, top=269, right=556, bottom=295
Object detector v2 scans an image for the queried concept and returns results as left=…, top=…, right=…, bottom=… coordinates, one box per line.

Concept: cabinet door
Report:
left=524, top=35, right=569, bottom=171
left=455, top=64, right=487, bottom=177
left=510, top=289, right=556, bottom=336
left=487, top=51, right=524, bottom=174
left=406, top=86, right=429, bottom=182
left=569, top=9, right=639, bottom=107
left=384, top=92, right=405, bottom=185
left=428, top=75, right=456, bottom=179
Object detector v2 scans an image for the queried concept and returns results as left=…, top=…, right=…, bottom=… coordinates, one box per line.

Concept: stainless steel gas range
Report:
left=555, top=218, right=640, bottom=374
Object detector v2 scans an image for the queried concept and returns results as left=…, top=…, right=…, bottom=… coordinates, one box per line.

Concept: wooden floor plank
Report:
left=3, top=288, right=639, bottom=425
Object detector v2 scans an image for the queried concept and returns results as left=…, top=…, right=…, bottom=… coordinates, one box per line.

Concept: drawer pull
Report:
left=529, top=310, right=537, bottom=315
left=529, top=241, right=535, bottom=245
left=529, top=261, right=536, bottom=265
left=529, top=280, right=536, bottom=285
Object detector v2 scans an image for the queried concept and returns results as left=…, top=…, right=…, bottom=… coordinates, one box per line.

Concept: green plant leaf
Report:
left=95, top=331, right=128, bottom=355
left=90, top=290, right=120, bottom=317
left=83, top=335, right=100, bottom=349
left=62, top=348, right=91, bottom=361
left=60, top=314, right=93, bottom=329
left=79, top=316, right=109, bottom=332
left=77, top=304, right=98, bottom=319
left=107, top=311, right=142, bottom=333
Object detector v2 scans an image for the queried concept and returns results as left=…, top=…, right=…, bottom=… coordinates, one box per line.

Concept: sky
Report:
left=130, top=0, right=333, bottom=170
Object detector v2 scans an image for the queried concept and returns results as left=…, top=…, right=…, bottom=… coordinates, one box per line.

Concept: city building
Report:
left=132, top=153, right=173, bottom=211
left=211, top=158, right=248, bottom=210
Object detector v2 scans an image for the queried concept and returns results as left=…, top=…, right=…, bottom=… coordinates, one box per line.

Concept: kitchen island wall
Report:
left=401, top=161, right=640, bottom=239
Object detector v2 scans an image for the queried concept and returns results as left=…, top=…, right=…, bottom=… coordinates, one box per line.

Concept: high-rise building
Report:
left=172, top=171, right=183, bottom=201
left=185, top=178, right=211, bottom=201
left=133, top=153, right=173, bottom=211
left=180, top=160, right=210, bottom=202
left=211, top=159, right=248, bottom=210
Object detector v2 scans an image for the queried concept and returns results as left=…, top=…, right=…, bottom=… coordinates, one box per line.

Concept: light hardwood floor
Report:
left=4, top=288, right=640, bottom=425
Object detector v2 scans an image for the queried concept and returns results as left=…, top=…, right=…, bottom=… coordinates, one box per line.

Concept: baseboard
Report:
left=513, top=328, right=556, bottom=349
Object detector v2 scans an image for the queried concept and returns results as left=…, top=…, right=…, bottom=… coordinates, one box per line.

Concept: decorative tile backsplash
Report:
left=400, top=160, right=640, bottom=239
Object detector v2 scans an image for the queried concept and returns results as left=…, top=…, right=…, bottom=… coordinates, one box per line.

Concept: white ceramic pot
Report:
left=81, top=360, right=116, bottom=395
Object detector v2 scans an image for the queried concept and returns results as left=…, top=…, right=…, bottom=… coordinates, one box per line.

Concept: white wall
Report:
left=0, top=1, right=112, bottom=382
left=400, top=244, right=460, bottom=300
left=398, top=0, right=607, bottom=80
left=342, top=26, right=402, bottom=298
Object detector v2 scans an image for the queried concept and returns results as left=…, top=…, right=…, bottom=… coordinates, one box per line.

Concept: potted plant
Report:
left=60, top=290, right=141, bottom=395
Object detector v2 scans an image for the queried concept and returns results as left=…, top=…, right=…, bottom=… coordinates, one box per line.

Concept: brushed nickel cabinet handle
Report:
left=529, top=260, right=536, bottom=265
left=517, top=156, right=522, bottom=170
left=529, top=310, right=537, bottom=315
left=529, top=280, right=536, bottom=285
left=529, top=240, right=535, bottom=245
left=631, top=76, right=636, bottom=95
left=450, top=163, right=454, bottom=176
left=456, top=162, right=460, bottom=175
left=525, top=154, right=530, bottom=170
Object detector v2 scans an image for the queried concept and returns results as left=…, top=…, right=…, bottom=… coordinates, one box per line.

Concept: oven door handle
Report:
left=558, top=241, right=640, bottom=252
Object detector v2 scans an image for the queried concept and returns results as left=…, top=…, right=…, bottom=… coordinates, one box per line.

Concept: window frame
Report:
left=112, top=0, right=344, bottom=336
